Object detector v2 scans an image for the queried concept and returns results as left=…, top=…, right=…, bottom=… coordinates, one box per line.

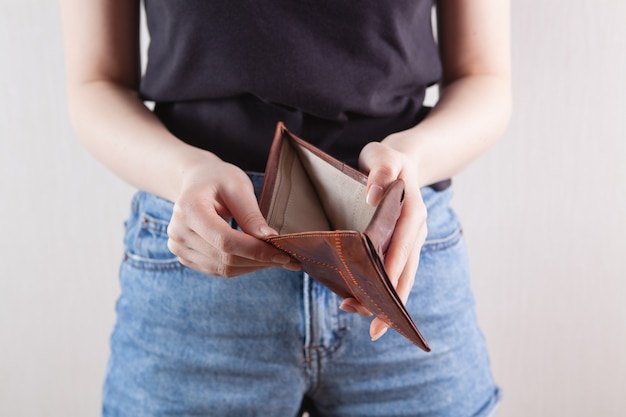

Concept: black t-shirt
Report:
left=141, top=0, right=442, bottom=172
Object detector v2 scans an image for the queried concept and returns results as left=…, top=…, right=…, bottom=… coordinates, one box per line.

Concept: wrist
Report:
left=381, top=130, right=432, bottom=187
left=167, top=143, right=223, bottom=201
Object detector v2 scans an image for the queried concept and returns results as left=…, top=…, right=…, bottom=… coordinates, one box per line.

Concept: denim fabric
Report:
left=102, top=174, right=500, bottom=417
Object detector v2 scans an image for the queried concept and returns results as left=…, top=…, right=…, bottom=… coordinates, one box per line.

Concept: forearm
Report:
left=384, top=74, right=512, bottom=187
left=67, top=80, right=218, bottom=201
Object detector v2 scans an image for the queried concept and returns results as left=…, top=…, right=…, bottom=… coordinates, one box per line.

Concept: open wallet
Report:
left=259, top=122, right=430, bottom=351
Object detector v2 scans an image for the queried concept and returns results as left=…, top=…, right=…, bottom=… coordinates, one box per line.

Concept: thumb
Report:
left=366, top=182, right=386, bottom=207
left=222, top=186, right=278, bottom=238
left=359, top=142, right=401, bottom=207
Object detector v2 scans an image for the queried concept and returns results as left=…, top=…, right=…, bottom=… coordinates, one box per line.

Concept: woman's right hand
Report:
left=59, top=0, right=301, bottom=278
left=166, top=156, right=301, bottom=277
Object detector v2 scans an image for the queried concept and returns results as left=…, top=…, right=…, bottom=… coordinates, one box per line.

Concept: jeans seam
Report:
left=422, top=227, right=463, bottom=252
left=123, top=252, right=184, bottom=271
left=140, top=213, right=170, bottom=235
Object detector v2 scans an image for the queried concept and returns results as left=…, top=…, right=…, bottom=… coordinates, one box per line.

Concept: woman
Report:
left=60, top=0, right=511, bottom=416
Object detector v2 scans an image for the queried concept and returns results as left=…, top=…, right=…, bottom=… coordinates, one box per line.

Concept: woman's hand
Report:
left=339, top=0, right=512, bottom=341
left=166, top=156, right=301, bottom=277
left=339, top=137, right=428, bottom=341
left=59, top=0, right=300, bottom=279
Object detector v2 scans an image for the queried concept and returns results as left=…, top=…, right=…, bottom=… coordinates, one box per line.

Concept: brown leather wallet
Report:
left=259, top=122, right=430, bottom=351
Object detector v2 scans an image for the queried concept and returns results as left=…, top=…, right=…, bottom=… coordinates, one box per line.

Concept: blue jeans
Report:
left=102, top=174, right=500, bottom=417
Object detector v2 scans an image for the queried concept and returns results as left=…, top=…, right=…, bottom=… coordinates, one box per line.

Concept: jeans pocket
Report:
left=421, top=226, right=463, bottom=253
left=124, top=210, right=183, bottom=271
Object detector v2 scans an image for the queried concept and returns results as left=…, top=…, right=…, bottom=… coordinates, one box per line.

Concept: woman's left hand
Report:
left=339, top=137, right=428, bottom=341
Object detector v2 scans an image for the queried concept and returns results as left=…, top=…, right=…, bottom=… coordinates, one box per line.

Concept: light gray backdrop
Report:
left=1, top=1, right=625, bottom=416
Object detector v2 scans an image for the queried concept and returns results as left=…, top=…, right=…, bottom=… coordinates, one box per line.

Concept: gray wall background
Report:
left=1, top=1, right=625, bottom=415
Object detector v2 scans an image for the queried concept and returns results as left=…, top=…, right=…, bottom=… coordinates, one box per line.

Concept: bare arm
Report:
left=59, top=0, right=299, bottom=276
left=60, top=0, right=206, bottom=202
left=352, top=0, right=512, bottom=339
left=379, top=0, right=512, bottom=186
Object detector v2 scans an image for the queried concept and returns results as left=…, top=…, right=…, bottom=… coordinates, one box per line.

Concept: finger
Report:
left=209, top=218, right=293, bottom=264
left=202, top=180, right=296, bottom=264
left=358, top=142, right=402, bottom=207
left=168, top=233, right=298, bottom=269
left=177, top=191, right=290, bottom=262
left=171, top=241, right=300, bottom=277
left=371, top=219, right=425, bottom=341
left=370, top=259, right=415, bottom=341
left=339, top=297, right=373, bottom=317
left=172, top=217, right=296, bottom=267
left=179, top=257, right=290, bottom=278
left=394, top=243, right=422, bottom=305
left=370, top=317, right=389, bottom=341
left=173, top=167, right=282, bottom=262
left=383, top=194, right=427, bottom=283
left=220, top=179, right=278, bottom=238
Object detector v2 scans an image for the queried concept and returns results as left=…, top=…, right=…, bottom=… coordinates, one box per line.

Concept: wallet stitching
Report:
left=269, top=234, right=415, bottom=345
left=331, top=234, right=408, bottom=340
left=269, top=236, right=366, bottom=301
left=268, top=238, right=344, bottom=272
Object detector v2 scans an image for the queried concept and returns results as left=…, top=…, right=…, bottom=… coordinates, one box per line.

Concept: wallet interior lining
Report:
left=266, top=135, right=377, bottom=234
left=292, top=144, right=376, bottom=232
left=266, top=141, right=332, bottom=234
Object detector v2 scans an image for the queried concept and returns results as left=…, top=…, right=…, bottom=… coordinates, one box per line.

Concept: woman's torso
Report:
left=140, top=0, right=441, bottom=171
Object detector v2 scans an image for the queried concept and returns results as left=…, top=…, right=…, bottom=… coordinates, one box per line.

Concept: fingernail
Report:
left=340, top=299, right=373, bottom=317
left=366, top=185, right=384, bottom=206
left=371, top=326, right=388, bottom=341
left=259, top=226, right=278, bottom=236
left=339, top=301, right=359, bottom=314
